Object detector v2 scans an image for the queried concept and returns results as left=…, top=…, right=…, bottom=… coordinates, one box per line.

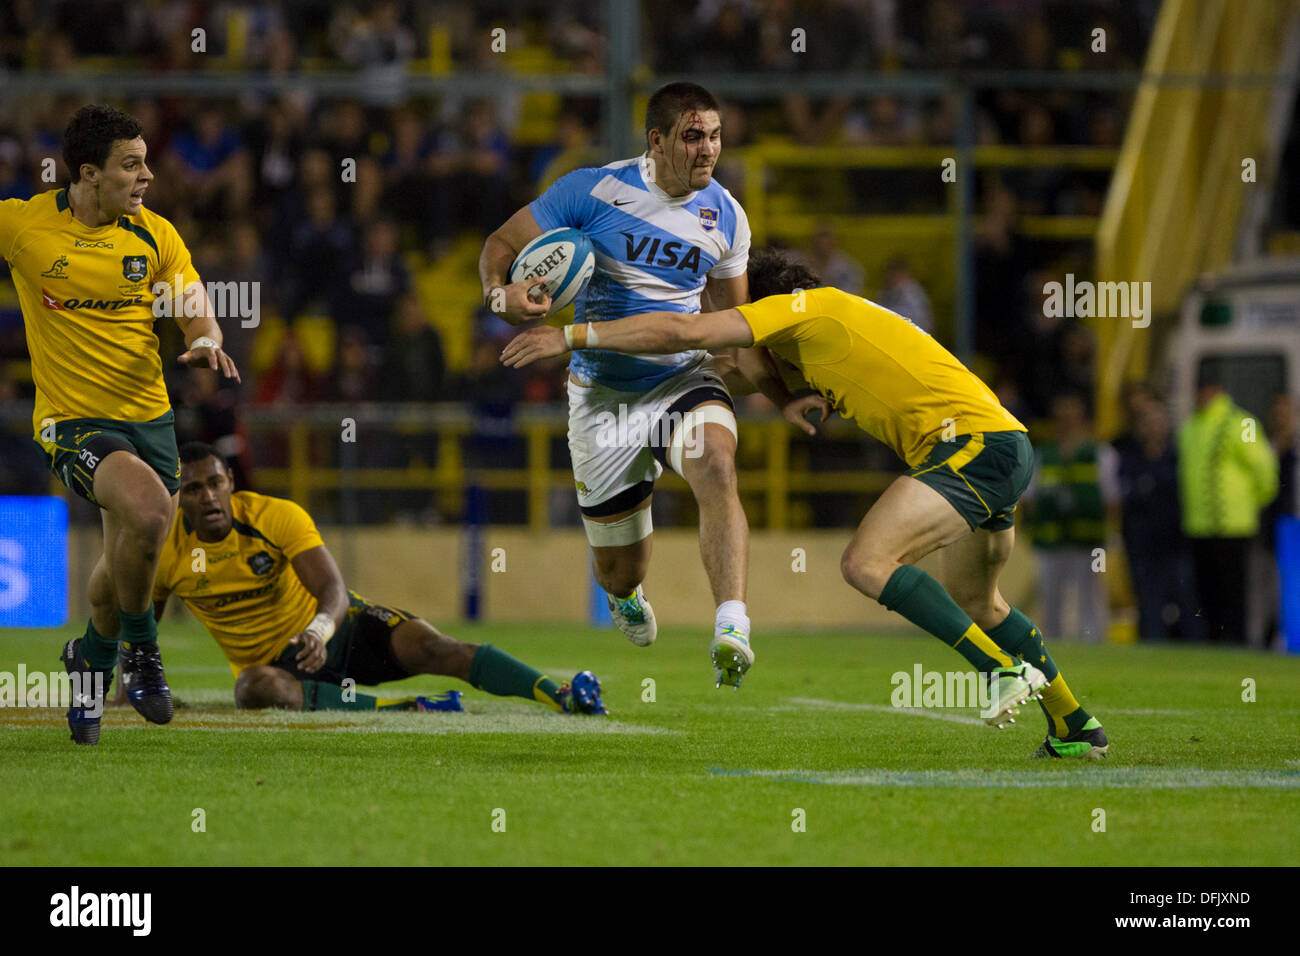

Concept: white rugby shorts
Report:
left=566, top=356, right=735, bottom=517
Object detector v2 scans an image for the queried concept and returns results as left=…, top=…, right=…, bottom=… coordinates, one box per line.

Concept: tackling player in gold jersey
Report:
left=0, top=105, right=241, bottom=744
left=144, top=443, right=607, bottom=716
left=503, top=248, right=1108, bottom=758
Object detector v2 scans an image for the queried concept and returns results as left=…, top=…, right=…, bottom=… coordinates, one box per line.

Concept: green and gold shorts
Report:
left=34, top=410, right=181, bottom=503
left=905, top=430, right=1034, bottom=532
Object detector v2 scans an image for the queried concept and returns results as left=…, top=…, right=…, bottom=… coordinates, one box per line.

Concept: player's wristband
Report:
left=188, top=336, right=219, bottom=351
left=484, top=285, right=505, bottom=312
left=304, top=613, right=335, bottom=642
left=564, top=324, right=598, bottom=350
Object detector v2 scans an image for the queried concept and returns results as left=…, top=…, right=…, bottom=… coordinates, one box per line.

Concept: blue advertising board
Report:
left=0, top=496, right=68, bottom=628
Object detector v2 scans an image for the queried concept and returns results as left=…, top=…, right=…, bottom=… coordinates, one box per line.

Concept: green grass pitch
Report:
left=1, top=620, right=1298, bottom=865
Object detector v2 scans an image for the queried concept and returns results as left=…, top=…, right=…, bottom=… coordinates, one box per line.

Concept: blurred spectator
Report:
left=381, top=294, right=446, bottom=402
left=1024, top=390, right=1114, bottom=642
left=1261, top=392, right=1298, bottom=645
left=219, top=222, right=274, bottom=377
left=845, top=95, right=925, bottom=147
left=277, top=189, right=355, bottom=320
left=381, top=106, right=439, bottom=244
left=991, top=374, right=1032, bottom=427
left=166, top=107, right=252, bottom=219
left=0, top=137, right=34, bottom=201
left=533, top=104, right=603, bottom=192
left=348, top=154, right=386, bottom=222
left=1177, top=366, right=1279, bottom=644
left=1004, top=103, right=1064, bottom=215
left=973, top=183, right=1033, bottom=360
left=324, top=100, right=372, bottom=160
left=176, top=367, right=254, bottom=492
left=877, top=255, right=934, bottom=334
left=333, top=218, right=409, bottom=345
left=803, top=228, right=864, bottom=296
left=330, top=325, right=379, bottom=403
left=442, top=99, right=511, bottom=239
left=247, top=96, right=308, bottom=213
left=332, top=1, right=414, bottom=69
left=686, top=0, right=762, bottom=74
left=1113, top=389, right=1202, bottom=641
left=1263, top=392, right=1299, bottom=539
left=0, top=365, right=47, bottom=493
left=1110, top=380, right=1156, bottom=458
left=255, top=328, right=321, bottom=405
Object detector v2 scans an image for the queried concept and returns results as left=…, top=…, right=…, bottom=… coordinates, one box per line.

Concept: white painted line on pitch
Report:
left=711, top=768, right=1300, bottom=789
left=785, top=697, right=987, bottom=726
left=0, top=706, right=674, bottom=736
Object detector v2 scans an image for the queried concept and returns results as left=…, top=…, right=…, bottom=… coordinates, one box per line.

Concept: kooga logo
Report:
left=49, top=886, right=151, bottom=936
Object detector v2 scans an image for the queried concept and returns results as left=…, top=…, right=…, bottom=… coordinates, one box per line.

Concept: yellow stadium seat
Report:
left=293, top=315, right=336, bottom=375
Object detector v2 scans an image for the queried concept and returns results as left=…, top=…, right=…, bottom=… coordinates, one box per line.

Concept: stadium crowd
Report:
left=1, top=1, right=1296, bottom=644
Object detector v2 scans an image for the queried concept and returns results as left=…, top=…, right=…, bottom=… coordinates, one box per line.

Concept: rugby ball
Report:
left=509, top=227, right=596, bottom=314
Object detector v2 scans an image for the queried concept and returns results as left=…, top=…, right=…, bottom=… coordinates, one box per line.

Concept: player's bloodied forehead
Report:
left=676, top=110, right=721, bottom=147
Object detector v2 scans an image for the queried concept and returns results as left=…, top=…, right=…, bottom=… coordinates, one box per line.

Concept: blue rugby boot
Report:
left=119, top=640, right=173, bottom=724
left=559, top=670, right=608, bottom=715
left=61, top=638, right=113, bottom=746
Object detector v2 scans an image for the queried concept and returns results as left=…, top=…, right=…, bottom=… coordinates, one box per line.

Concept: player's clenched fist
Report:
left=484, top=279, right=552, bottom=325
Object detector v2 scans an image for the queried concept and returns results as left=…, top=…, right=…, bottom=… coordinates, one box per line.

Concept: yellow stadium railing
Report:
left=225, top=404, right=898, bottom=532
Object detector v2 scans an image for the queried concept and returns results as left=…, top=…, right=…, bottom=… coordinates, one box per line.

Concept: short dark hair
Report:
left=62, top=105, right=143, bottom=183
left=645, top=82, right=720, bottom=147
left=747, top=247, right=822, bottom=301
left=179, top=441, right=224, bottom=468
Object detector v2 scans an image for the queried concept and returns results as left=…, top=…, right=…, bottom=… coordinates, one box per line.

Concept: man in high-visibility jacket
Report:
left=1177, top=367, right=1278, bottom=643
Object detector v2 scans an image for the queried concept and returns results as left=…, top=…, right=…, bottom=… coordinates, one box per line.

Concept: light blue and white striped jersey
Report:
left=530, top=154, right=750, bottom=391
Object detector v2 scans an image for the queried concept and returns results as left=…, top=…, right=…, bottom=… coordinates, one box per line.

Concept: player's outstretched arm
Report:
left=174, top=281, right=241, bottom=381
left=479, top=205, right=553, bottom=325
left=501, top=308, right=755, bottom=367
left=286, top=545, right=349, bottom=674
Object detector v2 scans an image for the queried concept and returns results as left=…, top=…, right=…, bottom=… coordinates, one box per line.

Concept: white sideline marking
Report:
left=712, top=768, right=1300, bottom=789
left=1, top=703, right=674, bottom=736
left=786, top=697, right=986, bottom=726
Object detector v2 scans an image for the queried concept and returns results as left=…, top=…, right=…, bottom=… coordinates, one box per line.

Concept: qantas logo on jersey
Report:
left=43, top=293, right=145, bottom=311
left=620, top=233, right=703, bottom=272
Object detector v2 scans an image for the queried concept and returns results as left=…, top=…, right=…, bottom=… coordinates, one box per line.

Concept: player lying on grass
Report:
left=2, top=104, right=242, bottom=745
left=126, top=442, right=606, bottom=717
left=502, top=248, right=1108, bottom=757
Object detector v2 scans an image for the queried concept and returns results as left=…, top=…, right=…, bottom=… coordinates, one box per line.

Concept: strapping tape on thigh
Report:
left=582, top=507, right=653, bottom=547
left=668, top=405, right=737, bottom=475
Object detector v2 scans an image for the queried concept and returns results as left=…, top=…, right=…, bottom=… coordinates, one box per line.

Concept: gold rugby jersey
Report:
left=0, top=188, right=200, bottom=438
left=737, top=288, right=1025, bottom=466
left=154, top=492, right=324, bottom=676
